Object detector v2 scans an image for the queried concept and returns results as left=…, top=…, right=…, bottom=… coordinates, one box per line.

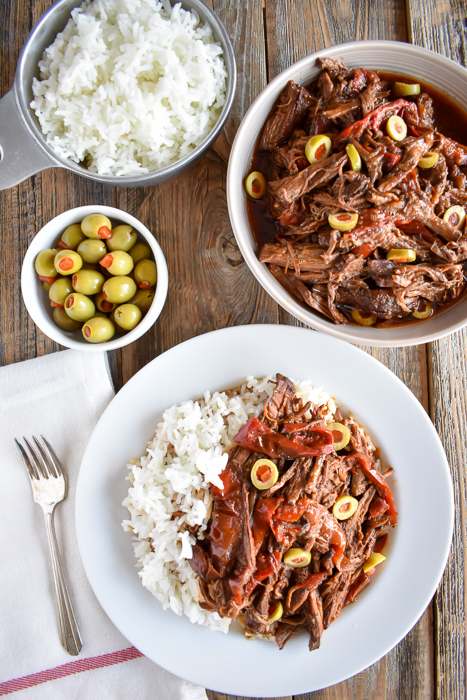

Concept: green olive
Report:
left=129, top=241, right=152, bottom=265
left=386, top=248, right=417, bottom=263
left=35, top=249, right=59, bottom=278
left=107, top=225, right=137, bottom=252
left=54, top=249, right=83, bottom=275
left=333, top=495, right=358, bottom=521
left=59, top=224, right=86, bottom=250
left=52, top=306, right=82, bottom=332
left=72, top=269, right=105, bottom=295
left=328, top=212, right=359, bottom=232
left=81, top=214, right=112, bottom=239
left=130, top=288, right=155, bottom=314
left=386, top=115, right=407, bottom=141
left=351, top=308, right=376, bottom=326
left=49, top=277, right=73, bottom=307
left=77, top=238, right=108, bottom=264
left=393, top=81, right=420, bottom=97
left=418, top=151, right=439, bottom=169
left=95, top=291, right=116, bottom=313
left=251, top=459, right=278, bottom=489
left=102, top=276, right=137, bottom=304
left=283, top=548, right=311, bottom=568
left=412, top=301, right=433, bottom=319
left=244, top=171, right=267, bottom=199
left=443, top=205, right=466, bottom=230
left=82, top=316, right=115, bottom=343
left=99, top=250, right=134, bottom=276
left=42, top=281, right=52, bottom=292
left=326, top=422, right=351, bottom=450
left=267, top=601, right=283, bottom=623
left=114, top=303, right=142, bottom=331
left=64, top=293, right=95, bottom=321
left=305, top=134, right=332, bottom=164
left=134, top=259, right=157, bottom=289
left=346, top=143, right=361, bottom=172
left=109, top=308, right=127, bottom=335
left=363, top=552, right=386, bottom=573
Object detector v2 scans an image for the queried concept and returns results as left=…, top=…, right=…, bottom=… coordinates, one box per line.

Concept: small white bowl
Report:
left=21, top=205, right=168, bottom=351
left=227, top=41, right=467, bottom=347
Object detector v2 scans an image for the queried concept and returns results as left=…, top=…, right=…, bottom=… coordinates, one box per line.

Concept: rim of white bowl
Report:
left=227, top=40, right=467, bottom=347
left=21, top=205, right=168, bottom=351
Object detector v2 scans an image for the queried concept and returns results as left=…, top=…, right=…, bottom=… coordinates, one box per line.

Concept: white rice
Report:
left=31, top=0, right=228, bottom=176
left=122, top=376, right=335, bottom=632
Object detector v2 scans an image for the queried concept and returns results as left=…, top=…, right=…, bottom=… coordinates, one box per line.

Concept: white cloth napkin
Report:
left=0, top=351, right=207, bottom=700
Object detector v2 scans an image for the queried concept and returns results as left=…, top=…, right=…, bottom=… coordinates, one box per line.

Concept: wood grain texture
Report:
left=0, top=0, right=462, bottom=698
left=407, top=3, right=467, bottom=699
left=264, top=0, right=408, bottom=81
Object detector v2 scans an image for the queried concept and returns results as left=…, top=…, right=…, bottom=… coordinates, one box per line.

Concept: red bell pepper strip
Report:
left=210, top=467, right=239, bottom=498
left=369, top=497, right=389, bottom=518
left=243, top=551, right=282, bottom=597
left=251, top=497, right=281, bottom=551
left=382, top=151, right=402, bottom=171
left=38, top=275, right=56, bottom=284
left=234, top=417, right=334, bottom=460
left=295, top=569, right=327, bottom=591
left=281, top=422, right=335, bottom=453
left=351, top=243, right=374, bottom=258
left=334, top=99, right=413, bottom=149
left=347, top=452, right=397, bottom=525
left=373, top=534, right=388, bottom=554
left=396, top=218, right=440, bottom=245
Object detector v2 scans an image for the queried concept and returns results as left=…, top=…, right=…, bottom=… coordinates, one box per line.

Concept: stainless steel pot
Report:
left=0, top=0, right=236, bottom=189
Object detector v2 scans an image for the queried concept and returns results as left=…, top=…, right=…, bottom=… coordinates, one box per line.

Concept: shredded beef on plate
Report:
left=189, top=374, right=396, bottom=650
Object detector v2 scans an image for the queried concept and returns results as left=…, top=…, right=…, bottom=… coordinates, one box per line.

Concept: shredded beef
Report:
left=259, top=81, right=314, bottom=152
left=250, top=58, right=467, bottom=326
left=189, top=375, right=396, bottom=650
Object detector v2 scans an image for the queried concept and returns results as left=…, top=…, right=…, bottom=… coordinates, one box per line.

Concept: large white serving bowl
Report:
left=227, top=41, right=467, bottom=347
left=21, top=205, right=168, bottom=351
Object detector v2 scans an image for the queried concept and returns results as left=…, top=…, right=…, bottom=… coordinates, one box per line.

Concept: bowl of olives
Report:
left=21, top=205, right=168, bottom=350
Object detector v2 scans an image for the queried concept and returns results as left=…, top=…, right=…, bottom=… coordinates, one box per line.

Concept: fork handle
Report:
left=44, top=511, right=83, bottom=656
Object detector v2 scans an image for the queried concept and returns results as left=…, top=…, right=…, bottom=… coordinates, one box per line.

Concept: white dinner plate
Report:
left=76, top=325, right=453, bottom=697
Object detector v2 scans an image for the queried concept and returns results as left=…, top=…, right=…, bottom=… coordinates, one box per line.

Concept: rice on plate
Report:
left=122, top=376, right=337, bottom=633
left=31, top=0, right=228, bottom=176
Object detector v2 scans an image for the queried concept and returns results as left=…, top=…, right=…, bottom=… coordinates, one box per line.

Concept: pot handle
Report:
left=0, top=89, right=54, bottom=190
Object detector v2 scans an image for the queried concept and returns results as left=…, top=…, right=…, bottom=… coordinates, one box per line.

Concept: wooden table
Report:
left=1, top=0, right=466, bottom=697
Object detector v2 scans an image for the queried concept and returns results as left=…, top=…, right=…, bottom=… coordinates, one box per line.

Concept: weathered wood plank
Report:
left=407, top=2, right=467, bottom=698
left=428, top=332, right=467, bottom=700
left=264, top=0, right=407, bottom=82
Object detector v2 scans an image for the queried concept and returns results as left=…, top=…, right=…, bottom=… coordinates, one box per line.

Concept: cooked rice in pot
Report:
left=31, top=0, right=228, bottom=176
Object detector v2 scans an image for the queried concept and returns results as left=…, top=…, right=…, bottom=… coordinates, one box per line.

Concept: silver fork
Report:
left=15, top=436, right=82, bottom=656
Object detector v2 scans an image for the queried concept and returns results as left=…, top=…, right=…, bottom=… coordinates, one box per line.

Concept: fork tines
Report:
left=15, top=436, right=64, bottom=480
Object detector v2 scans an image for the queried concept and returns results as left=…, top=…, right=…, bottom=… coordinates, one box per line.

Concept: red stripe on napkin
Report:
left=0, top=647, right=144, bottom=695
